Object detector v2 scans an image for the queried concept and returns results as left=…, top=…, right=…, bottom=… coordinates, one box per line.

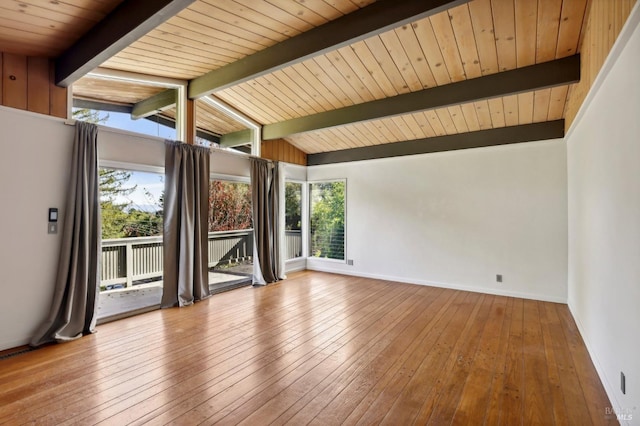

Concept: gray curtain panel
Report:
left=31, top=121, right=101, bottom=347
left=162, top=141, right=210, bottom=307
left=250, top=158, right=283, bottom=285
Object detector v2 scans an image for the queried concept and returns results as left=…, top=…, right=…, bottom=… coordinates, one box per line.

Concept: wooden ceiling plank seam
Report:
left=232, top=80, right=294, bottom=122
left=288, top=62, right=346, bottom=109
left=424, top=110, right=448, bottom=136
left=99, top=58, right=198, bottom=80
left=502, top=94, right=520, bottom=127
left=0, top=2, right=101, bottom=26
left=367, top=119, right=399, bottom=142
left=339, top=125, right=368, bottom=148
left=188, top=1, right=284, bottom=42
left=392, top=24, right=437, bottom=89
left=379, top=116, right=410, bottom=140
left=459, top=102, right=481, bottom=131
left=146, top=28, right=245, bottom=61
left=0, top=8, right=90, bottom=37
left=166, top=16, right=265, bottom=52
left=532, top=88, right=552, bottom=122
left=435, top=108, right=458, bottom=135
left=517, top=91, right=534, bottom=124
left=535, top=0, right=563, bottom=63
left=55, top=0, right=196, bottom=87
left=267, top=70, right=326, bottom=115
left=354, top=121, right=385, bottom=145
left=265, top=0, right=330, bottom=26
left=447, top=104, right=470, bottom=133
left=448, top=4, right=483, bottom=79
left=230, top=0, right=313, bottom=33
left=390, top=115, right=420, bottom=140
left=215, top=88, right=276, bottom=124
left=111, top=50, right=212, bottom=74
left=474, top=100, right=493, bottom=130
left=324, top=50, right=377, bottom=102
left=363, top=36, right=413, bottom=95
left=0, top=21, right=76, bottom=43
left=205, top=0, right=301, bottom=38
left=304, top=57, right=356, bottom=106
left=467, top=0, right=499, bottom=76
left=335, top=45, right=388, bottom=100
left=11, top=0, right=115, bottom=21
left=262, top=55, right=580, bottom=139
left=402, top=113, right=431, bottom=139
left=379, top=29, right=424, bottom=92
left=307, top=120, right=565, bottom=165
left=281, top=0, right=346, bottom=22
left=429, top=9, right=467, bottom=82
left=125, top=42, right=229, bottom=69
left=411, top=111, right=437, bottom=138
left=547, top=85, right=568, bottom=120
left=487, top=97, right=507, bottom=128
left=514, top=0, right=538, bottom=67
left=280, top=65, right=336, bottom=112
left=249, top=75, right=308, bottom=118
left=321, top=0, right=362, bottom=15
left=412, top=17, right=452, bottom=86
left=349, top=40, right=399, bottom=97
left=178, top=8, right=276, bottom=48
left=490, top=0, right=517, bottom=72
left=188, top=0, right=470, bottom=97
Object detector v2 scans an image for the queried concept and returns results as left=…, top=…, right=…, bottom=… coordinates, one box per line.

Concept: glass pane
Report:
left=208, top=180, right=253, bottom=292
left=285, top=182, right=303, bottom=260
left=309, top=181, right=345, bottom=260
left=99, top=169, right=164, bottom=320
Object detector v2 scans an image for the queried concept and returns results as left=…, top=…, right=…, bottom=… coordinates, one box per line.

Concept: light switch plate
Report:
left=48, top=223, right=58, bottom=234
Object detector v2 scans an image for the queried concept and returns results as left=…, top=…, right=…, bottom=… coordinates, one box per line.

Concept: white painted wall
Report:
left=566, top=5, right=640, bottom=422
left=307, top=139, right=569, bottom=303
left=0, top=107, right=74, bottom=350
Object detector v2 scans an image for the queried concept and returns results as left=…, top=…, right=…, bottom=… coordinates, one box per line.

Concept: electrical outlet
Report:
left=48, top=223, right=58, bottom=234
left=347, top=259, right=354, bottom=266
left=621, top=372, right=626, bottom=394
left=496, top=274, right=503, bottom=283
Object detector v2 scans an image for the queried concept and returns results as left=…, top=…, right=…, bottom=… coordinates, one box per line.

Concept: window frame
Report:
left=307, top=178, right=347, bottom=263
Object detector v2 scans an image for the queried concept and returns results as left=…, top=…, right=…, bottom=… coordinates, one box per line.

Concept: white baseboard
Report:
left=0, top=337, right=30, bottom=352
left=306, top=265, right=567, bottom=304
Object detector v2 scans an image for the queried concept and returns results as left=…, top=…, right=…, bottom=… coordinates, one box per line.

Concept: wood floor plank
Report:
left=0, top=272, right=615, bottom=425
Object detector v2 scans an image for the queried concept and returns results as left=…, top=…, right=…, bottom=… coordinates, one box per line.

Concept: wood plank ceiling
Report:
left=0, top=0, right=594, bottom=156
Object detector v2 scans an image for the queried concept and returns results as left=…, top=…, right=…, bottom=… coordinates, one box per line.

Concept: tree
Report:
left=285, top=182, right=302, bottom=230
left=208, top=181, right=252, bottom=231
left=310, top=181, right=345, bottom=259
left=99, top=169, right=136, bottom=239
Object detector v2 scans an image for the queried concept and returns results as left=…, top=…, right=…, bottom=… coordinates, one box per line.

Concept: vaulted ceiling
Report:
left=0, top=0, right=592, bottom=160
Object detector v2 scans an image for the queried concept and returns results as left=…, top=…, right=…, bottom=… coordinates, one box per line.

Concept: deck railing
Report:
left=101, top=229, right=254, bottom=288
left=101, top=229, right=303, bottom=288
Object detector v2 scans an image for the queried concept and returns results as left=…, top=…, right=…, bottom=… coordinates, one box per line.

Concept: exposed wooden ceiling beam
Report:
left=264, top=56, right=580, bottom=140
left=188, top=0, right=470, bottom=98
left=219, top=129, right=253, bottom=148
left=307, top=121, right=565, bottom=165
left=131, top=89, right=177, bottom=119
left=55, top=0, right=196, bottom=87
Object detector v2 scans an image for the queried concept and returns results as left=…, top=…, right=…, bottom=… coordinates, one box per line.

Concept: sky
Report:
left=98, top=111, right=172, bottom=211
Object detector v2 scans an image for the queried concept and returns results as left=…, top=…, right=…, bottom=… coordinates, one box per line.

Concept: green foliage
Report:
left=73, top=108, right=109, bottom=124
left=285, top=182, right=302, bottom=230
left=310, top=181, right=345, bottom=260
left=208, top=181, right=252, bottom=231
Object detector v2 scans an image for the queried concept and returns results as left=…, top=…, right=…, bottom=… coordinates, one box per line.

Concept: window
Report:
left=207, top=179, right=253, bottom=290
left=73, top=108, right=176, bottom=139
left=285, top=182, right=303, bottom=259
left=309, top=180, right=345, bottom=260
left=99, top=168, right=164, bottom=320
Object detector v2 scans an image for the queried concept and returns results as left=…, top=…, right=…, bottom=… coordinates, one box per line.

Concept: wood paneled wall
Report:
left=565, top=0, right=637, bottom=130
left=261, top=138, right=307, bottom=166
left=1, top=52, right=67, bottom=119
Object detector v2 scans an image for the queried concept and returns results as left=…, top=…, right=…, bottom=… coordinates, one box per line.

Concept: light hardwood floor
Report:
left=0, top=271, right=616, bottom=425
